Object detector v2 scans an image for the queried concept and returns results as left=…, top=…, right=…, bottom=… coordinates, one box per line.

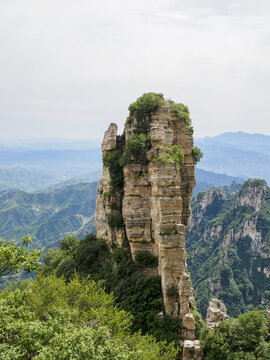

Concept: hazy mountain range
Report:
left=2, top=132, right=268, bottom=193
left=0, top=182, right=97, bottom=249
left=196, top=132, right=270, bottom=184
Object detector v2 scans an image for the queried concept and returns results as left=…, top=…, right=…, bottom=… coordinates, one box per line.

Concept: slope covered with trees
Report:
left=0, top=182, right=97, bottom=249
left=186, top=179, right=270, bottom=317
left=0, top=275, right=177, bottom=359
left=37, top=233, right=270, bottom=360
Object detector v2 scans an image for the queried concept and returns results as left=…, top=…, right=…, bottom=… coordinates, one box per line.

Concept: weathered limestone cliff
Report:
left=186, top=178, right=270, bottom=318
left=95, top=93, right=202, bottom=356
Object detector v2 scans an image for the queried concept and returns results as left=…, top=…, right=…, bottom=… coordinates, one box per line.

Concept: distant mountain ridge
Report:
left=195, top=132, right=270, bottom=183
left=0, top=132, right=268, bottom=192
left=0, top=182, right=98, bottom=249
left=0, top=167, right=59, bottom=192
left=0, top=167, right=102, bottom=192
left=194, top=168, right=244, bottom=194
left=0, top=149, right=102, bottom=178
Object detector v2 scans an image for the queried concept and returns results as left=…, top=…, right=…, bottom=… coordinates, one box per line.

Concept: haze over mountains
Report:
left=0, top=132, right=268, bottom=193
left=196, top=132, right=270, bottom=184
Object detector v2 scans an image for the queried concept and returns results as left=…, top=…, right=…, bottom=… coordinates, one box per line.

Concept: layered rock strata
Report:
left=95, top=94, right=199, bottom=350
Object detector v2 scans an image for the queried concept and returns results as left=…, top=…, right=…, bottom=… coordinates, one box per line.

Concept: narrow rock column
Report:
left=95, top=94, right=202, bottom=358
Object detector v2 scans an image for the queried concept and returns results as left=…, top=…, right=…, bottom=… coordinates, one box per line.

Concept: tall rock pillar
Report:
left=95, top=93, right=201, bottom=356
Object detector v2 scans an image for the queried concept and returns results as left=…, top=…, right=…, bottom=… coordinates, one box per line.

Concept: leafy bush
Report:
left=60, top=235, right=79, bottom=255
left=171, top=103, right=191, bottom=124
left=135, top=251, right=158, bottom=268
left=0, top=235, right=43, bottom=282
left=128, top=93, right=164, bottom=119
left=192, top=146, right=204, bottom=163
left=152, top=145, right=184, bottom=167
left=125, top=134, right=147, bottom=160
left=103, top=149, right=124, bottom=192
left=185, top=125, right=194, bottom=134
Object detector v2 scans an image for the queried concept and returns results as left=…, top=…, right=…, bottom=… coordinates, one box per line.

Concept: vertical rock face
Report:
left=95, top=94, right=199, bottom=345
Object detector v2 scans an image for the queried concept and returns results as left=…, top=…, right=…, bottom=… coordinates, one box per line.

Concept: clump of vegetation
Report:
left=166, top=285, right=178, bottom=298
left=103, top=191, right=111, bottom=200
left=171, top=103, right=191, bottom=125
left=160, top=229, right=178, bottom=236
left=192, top=146, right=204, bottom=163
left=128, top=93, right=164, bottom=120
left=108, top=214, right=124, bottom=229
left=135, top=251, right=158, bottom=268
left=125, top=134, right=147, bottom=161
left=103, top=149, right=124, bottom=192
left=0, top=235, right=43, bottom=282
left=152, top=145, right=184, bottom=167
left=185, top=124, right=194, bottom=134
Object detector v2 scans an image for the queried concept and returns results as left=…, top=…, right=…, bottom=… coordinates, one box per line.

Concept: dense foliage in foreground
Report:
left=0, top=275, right=177, bottom=360
left=40, top=234, right=181, bottom=342
left=1, top=233, right=269, bottom=359
left=202, top=311, right=270, bottom=360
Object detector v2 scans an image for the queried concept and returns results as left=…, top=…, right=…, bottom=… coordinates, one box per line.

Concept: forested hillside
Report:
left=186, top=179, right=270, bottom=317
left=0, top=182, right=97, bottom=249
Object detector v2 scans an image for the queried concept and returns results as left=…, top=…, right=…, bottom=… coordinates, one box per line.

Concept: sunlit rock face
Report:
left=95, top=94, right=199, bottom=349
left=206, top=298, right=229, bottom=329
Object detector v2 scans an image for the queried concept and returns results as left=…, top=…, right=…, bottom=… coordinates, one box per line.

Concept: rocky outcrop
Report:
left=183, top=340, right=203, bottom=360
left=186, top=178, right=270, bottom=318
left=95, top=94, right=201, bottom=356
left=206, top=299, right=229, bottom=329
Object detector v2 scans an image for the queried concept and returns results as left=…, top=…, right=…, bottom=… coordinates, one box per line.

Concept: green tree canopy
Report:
left=0, top=275, right=178, bottom=359
left=0, top=235, right=42, bottom=282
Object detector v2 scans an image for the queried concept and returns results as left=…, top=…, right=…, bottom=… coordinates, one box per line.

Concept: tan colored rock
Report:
left=206, top=298, right=229, bottom=329
left=183, top=340, right=203, bottom=360
left=95, top=94, right=202, bottom=357
left=101, top=123, right=118, bottom=153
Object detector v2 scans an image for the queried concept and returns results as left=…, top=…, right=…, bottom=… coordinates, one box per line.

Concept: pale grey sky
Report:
left=1, top=0, right=270, bottom=140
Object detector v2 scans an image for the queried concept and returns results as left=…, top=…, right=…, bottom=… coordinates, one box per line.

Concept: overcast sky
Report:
left=1, top=0, right=270, bottom=141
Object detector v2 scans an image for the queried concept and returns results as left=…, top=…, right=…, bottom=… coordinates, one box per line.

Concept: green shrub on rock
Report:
left=128, top=93, right=164, bottom=120
left=171, top=103, right=191, bottom=124
left=125, top=134, right=147, bottom=160
left=192, top=146, right=204, bottom=163
left=103, top=150, right=124, bottom=192
left=152, top=145, right=184, bottom=167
